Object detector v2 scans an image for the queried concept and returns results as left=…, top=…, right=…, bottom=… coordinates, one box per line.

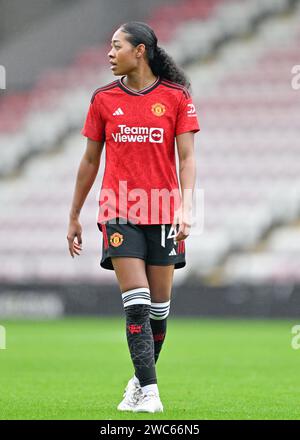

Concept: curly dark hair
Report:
left=120, top=21, right=191, bottom=91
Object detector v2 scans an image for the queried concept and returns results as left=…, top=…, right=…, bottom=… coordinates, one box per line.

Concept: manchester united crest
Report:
left=151, top=103, right=166, bottom=117
left=110, top=232, right=124, bottom=247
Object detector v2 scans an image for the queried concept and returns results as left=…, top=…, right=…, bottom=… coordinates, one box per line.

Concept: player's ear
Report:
left=136, top=43, right=145, bottom=58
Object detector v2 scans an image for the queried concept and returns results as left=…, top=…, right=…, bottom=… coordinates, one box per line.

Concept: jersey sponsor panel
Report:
left=111, top=125, right=164, bottom=143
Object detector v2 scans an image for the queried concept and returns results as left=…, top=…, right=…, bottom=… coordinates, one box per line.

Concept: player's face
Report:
left=108, top=29, right=143, bottom=76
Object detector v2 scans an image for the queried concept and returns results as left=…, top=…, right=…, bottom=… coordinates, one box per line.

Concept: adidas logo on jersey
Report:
left=168, top=248, right=177, bottom=256
left=113, top=107, right=124, bottom=116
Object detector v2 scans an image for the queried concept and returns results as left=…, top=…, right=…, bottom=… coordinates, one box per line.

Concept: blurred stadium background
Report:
left=1, top=0, right=300, bottom=421
left=1, top=0, right=300, bottom=319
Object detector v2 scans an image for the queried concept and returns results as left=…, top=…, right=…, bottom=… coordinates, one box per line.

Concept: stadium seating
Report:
left=0, top=0, right=293, bottom=175
left=0, top=0, right=300, bottom=284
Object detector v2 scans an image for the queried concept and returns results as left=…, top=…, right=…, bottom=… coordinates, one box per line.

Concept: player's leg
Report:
left=143, top=223, right=185, bottom=364
left=99, top=218, right=163, bottom=411
left=111, top=257, right=159, bottom=395
left=146, top=264, right=174, bottom=363
left=112, top=256, right=149, bottom=292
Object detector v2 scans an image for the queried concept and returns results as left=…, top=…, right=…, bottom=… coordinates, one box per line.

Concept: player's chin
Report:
left=111, top=66, right=121, bottom=75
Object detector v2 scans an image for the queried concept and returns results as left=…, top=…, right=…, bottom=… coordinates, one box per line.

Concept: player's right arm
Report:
left=67, top=138, right=104, bottom=258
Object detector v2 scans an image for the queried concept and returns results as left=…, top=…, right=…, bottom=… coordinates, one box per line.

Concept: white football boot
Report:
left=133, top=391, right=164, bottom=413
left=117, top=377, right=143, bottom=411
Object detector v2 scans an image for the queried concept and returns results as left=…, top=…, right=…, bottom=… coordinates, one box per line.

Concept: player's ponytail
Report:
left=120, top=21, right=191, bottom=91
left=150, top=45, right=191, bottom=90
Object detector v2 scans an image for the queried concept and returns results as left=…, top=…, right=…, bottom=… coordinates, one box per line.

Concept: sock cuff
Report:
left=151, top=300, right=170, bottom=308
left=122, top=287, right=151, bottom=308
left=150, top=300, right=171, bottom=320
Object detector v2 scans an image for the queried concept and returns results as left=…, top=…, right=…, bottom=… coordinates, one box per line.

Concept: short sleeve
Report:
left=81, top=93, right=105, bottom=142
left=175, top=90, right=200, bottom=136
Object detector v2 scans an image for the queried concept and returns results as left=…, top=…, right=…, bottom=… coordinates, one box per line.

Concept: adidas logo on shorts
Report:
left=168, top=248, right=177, bottom=256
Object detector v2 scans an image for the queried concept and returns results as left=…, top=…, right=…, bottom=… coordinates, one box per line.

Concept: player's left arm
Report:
left=174, top=131, right=196, bottom=241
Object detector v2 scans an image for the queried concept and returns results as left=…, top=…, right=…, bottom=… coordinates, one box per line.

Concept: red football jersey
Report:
left=81, top=75, right=200, bottom=225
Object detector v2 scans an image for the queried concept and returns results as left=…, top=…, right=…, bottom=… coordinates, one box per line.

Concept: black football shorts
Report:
left=97, top=217, right=186, bottom=270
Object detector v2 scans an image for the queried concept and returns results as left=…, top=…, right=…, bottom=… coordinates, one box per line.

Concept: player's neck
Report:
left=123, top=71, right=158, bottom=93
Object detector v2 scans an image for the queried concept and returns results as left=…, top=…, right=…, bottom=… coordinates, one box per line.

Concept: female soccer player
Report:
left=67, top=21, right=200, bottom=413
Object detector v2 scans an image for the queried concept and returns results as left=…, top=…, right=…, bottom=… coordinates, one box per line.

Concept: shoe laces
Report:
left=132, top=387, right=143, bottom=403
left=139, top=391, right=159, bottom=403
left=122, top=382, right=142, bottom=403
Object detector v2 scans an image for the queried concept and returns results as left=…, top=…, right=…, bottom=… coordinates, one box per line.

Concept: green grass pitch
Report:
left=0, top=317, right=299, bottom=420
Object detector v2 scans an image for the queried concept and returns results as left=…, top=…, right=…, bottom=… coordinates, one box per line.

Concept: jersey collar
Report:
left=118, top=75, right=161, bottom=96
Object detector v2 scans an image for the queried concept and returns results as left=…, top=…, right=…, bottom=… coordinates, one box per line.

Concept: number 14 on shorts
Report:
left=160, top=225, right=177, bottom=248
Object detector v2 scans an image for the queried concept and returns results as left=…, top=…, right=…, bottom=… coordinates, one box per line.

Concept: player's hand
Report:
left=172, top=208, right=192, bottom=242
left=67, top=218, right=83, bottom=258
left=175, top=221, right=191, bottom=242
